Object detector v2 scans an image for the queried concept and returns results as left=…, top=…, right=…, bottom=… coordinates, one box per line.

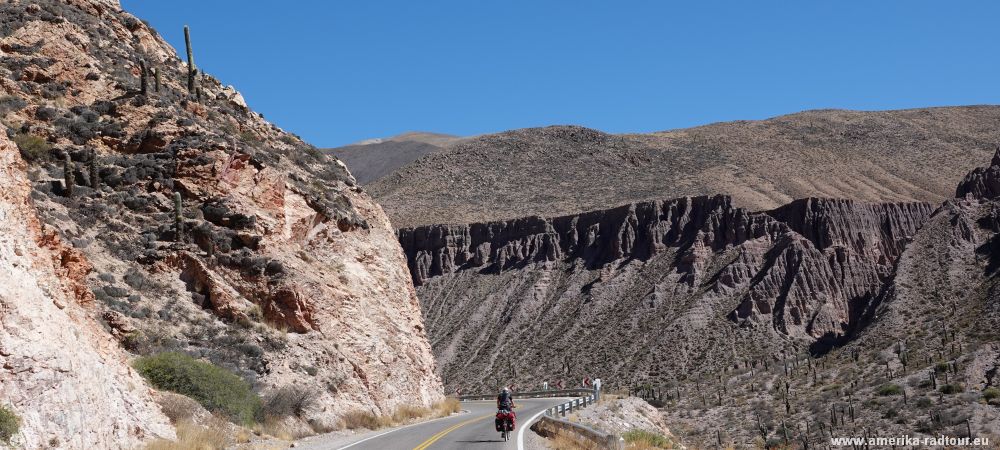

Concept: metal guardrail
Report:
left=457, top=388, right=595, bottom=401
left=542, top=390, right=597, bottom=418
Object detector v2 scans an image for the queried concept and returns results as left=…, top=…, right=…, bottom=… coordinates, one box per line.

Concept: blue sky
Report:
left=121, top=1, right=1000, bottom=148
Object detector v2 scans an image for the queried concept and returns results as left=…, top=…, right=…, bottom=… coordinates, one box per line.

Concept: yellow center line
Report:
left=412, top=414, right=491, bottom=450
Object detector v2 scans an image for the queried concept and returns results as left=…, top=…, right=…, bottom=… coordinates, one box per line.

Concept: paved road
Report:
left=300, top=398, right=566, bottom=450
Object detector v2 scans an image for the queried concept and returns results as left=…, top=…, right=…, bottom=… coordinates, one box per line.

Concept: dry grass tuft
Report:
left=342, top=397, right=462, bottom=431
left=432, top=397, right=461, bottom=417
left=548, top=429, right=602, bottom=450
left=341, top=411, right=394, bottom=430
left=258, top=417, right=293, bottom=441
left=391, top=404, right=430, bottom=423
left=623, top=429, right=679, bottom=449
left=144, top=420, right=227, bottom=450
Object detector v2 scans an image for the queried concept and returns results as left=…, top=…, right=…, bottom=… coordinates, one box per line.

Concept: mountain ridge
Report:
left=367, top=105, right=1000, bottom=228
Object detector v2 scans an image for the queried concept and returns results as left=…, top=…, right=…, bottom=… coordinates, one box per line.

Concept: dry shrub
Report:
left=144, top=420, right=227, bottom=450
left=262, top=385, right=318, bottom=418
left=156, top=392, right=204, bottom=424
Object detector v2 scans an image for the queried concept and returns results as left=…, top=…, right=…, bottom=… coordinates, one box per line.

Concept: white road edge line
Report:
left=335, top=410, right=469, bottom=450
left=517, top=406, right=549, bottom=450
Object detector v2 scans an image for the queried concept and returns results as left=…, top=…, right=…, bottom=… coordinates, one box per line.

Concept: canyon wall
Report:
left=401, top=195, right=933, bottom=392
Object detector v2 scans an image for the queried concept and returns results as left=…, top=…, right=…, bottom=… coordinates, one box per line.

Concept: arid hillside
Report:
left=324, top=131, right=465, bottom=184
left=370, top=107, right=1000, bottom=228
left=0, top=0, right=441, bottom=446
left=400, top=150, right=1000, bottom=447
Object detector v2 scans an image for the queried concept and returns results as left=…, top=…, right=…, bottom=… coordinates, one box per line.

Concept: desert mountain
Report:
left=399, top=147, right=1000, bottom=446
left=324, top=131, right=465, bottom=184
left=369, top=106, right=1000, bottom=228
left=0, top=0, right=441, bottom=446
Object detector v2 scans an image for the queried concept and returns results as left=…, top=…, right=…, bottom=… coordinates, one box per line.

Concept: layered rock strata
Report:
left=401, top=194, right=932, bottom=391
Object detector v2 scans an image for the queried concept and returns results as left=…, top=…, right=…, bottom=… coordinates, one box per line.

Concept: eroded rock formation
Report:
left=956, top=147, right=1000, bottom=200
left=401, top=194, right=932, bottom=392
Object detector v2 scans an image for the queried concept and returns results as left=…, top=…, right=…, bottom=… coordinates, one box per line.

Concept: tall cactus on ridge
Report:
left=184, top=25, right=196, bottom=96
left=174, top=191, right=184, bottom=242
left=139, top=59, right=148, bottom=95
left=89, top=149, right=98, bottom=189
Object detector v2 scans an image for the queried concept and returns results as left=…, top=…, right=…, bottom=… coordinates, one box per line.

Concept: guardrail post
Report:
left=583, top=396, right=588, bottom=408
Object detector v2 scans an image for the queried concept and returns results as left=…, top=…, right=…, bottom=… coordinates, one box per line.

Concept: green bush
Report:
left=133, top=352, right=261, bottom=425
left=623, top=429, right=673, bottom=448
left=983, top=387, right=1000, bottom=402
left=0, top=405, right=19, bottom=445
left=934, top=362, right=950, bottom=373
left=11, top=132, right=51, bottom=163
left=939, top=384, right=963, bottom=395
left=877, top=384, right=903, bottom=396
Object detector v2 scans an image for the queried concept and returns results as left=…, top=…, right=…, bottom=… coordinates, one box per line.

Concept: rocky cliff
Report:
left=0, top=133, right=172, bottom=448
left=956, top=146, right=1000, bottom=200
left=401, top=194, right=932, bottom=391
left=0, top=0, right=441, bottom=444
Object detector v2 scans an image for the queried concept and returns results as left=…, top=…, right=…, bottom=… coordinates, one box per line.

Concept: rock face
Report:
left=400, top=196, right=784, bottom=286
left=401, top=195, right=932, bottom=392
left=956, top=147, right=1000, bottom=200
left=0, top=0, right=442, bottom=438
left=0, top=134, right=173, bottom=448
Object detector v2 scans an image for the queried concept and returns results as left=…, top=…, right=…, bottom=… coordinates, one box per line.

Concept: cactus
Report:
left=139, top=59, right=148, bottom=94
left=755, top=412, right=768, bottom=442
left=184, top=25, right=196, bottom=95
left=63, top=152, right=74, bottom=197
left=153, top=67, right=161, bottom=92
left=88, top=149, right=98, bottom=189
left=174, top=192, right=183, bottom=242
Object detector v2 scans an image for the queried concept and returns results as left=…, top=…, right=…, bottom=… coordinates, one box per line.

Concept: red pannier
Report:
left=495, top=409, right=516, bottom=431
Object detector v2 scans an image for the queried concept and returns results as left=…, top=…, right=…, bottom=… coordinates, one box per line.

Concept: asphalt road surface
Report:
left=305, top=398, right=567, bottom=450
